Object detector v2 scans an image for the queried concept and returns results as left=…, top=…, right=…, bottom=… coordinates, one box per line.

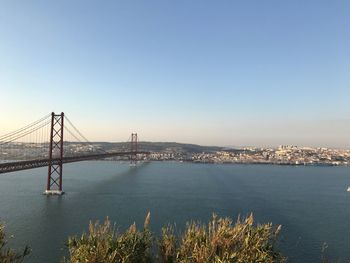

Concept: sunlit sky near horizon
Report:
left=1, top=1, right=350, bottom=148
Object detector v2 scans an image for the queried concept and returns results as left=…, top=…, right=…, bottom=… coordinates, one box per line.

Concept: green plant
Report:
left=66, top=213, right=152, bottom=263
left=0, top=223, right=30, bottom=263
left=66, top=213, right=284, bottom=263
left=158, top=213, right=285, bottom=263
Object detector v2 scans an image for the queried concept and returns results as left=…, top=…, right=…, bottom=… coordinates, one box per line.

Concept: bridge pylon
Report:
left=130, top=132, right=138, bottom=166
left=44, top=112, right=64, bottom=195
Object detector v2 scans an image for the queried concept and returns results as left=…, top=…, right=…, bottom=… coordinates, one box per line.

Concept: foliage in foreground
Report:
left=159, top=213, right=284, bottom=263
left=0, top=223, right=30, bottom=263
left=66, top=213, right=284, bottom=263
left=66, top=213, right=152, bottom=263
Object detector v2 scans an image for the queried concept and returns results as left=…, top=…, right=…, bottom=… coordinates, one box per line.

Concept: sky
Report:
left=0, top=1, right=350, bottom=148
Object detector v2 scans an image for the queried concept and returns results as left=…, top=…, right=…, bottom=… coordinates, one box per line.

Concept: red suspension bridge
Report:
left=0, top=112, right=149, bottom=195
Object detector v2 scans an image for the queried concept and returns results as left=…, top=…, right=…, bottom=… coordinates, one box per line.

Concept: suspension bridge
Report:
left=0, top=112, right=149, bottom=195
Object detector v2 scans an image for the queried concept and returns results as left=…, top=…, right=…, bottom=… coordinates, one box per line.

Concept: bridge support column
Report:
left=130, top=133, right=138, bottom=166
left=44, top=112, right=64, bottom=195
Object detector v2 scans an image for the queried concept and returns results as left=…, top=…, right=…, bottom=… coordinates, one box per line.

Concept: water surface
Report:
left=0, top=161, right=350, bottom=262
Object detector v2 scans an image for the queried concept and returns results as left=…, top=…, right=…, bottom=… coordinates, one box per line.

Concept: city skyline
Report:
left=1, top=1, right=350, bottom=148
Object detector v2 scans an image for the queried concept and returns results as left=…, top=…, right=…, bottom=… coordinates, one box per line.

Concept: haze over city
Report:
left=1, top=1, right=350, bottom=148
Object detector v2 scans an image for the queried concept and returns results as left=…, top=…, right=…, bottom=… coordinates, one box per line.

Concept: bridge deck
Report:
left=0, top=151, right=149, bottom=174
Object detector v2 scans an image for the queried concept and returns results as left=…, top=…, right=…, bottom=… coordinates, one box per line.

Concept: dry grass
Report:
left=65, top=213, right=284, bottom=263
left=159, top=213, right=285, bottom=263
left=66, top=213, right=152, bottom=263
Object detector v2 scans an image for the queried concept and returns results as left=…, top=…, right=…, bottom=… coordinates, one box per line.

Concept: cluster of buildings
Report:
left=2, top=142, right=350, bottom=166
left=189, top=146, right=350, bottom=166
left=140, top=145, right=350, bottom=166
left=0, top=142, right=102, bottom=160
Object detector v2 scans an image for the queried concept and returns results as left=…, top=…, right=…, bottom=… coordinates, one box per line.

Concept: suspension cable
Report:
left=64, top=116, right=108, bottom=154
left=0, top=120, right=51, bottom=146
left=0, top=113, right=51, bottom=141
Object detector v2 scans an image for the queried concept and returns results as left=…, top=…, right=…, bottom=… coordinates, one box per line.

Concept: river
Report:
left=0, top=161, right=350, bottom=262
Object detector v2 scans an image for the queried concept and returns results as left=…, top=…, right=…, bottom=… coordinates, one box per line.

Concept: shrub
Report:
left=159, top=213, right=285, bottom=263
left=66, top=213, right=284, bottom=263
left=66, top=213, right=152, bottom=263
left=0, top=223, right=30, bottom=263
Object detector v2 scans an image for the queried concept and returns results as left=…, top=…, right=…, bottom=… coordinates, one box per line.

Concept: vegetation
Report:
left=158, top=213, right=284, bottom=263
left=0, top=223, right=30, bottom=263
left=65, top=213, right=285, bottom=263
left=65, top=213, right=152, bottom=263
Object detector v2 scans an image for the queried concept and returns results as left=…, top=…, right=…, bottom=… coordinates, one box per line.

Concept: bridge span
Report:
left=0, top=151, right=149, bottom=174
left=0, top=112, right=149, bottom=195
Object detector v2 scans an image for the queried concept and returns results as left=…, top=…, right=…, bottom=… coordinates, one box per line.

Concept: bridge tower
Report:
left=44, top=112, right=64, bottom=195
left=130, top=132, right=138, bottom=166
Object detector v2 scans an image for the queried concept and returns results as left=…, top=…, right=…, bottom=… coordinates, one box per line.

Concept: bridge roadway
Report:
left=0, top=151, right=149, bottom=174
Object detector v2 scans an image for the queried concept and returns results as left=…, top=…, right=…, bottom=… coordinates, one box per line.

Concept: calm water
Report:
left=0, top=161, right=350, bottom=262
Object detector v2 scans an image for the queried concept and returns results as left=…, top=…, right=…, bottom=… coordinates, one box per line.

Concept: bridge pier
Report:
left=0, top=112, right=150, bottom=193
left=130, top=133, right=138, bottom=166
left=43, top=189, right=64, bottom=195
left=44, top=112, right=65, bottom=196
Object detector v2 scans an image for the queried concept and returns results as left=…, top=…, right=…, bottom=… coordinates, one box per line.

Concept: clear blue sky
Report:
left=1, top=1, right=350, bottom=148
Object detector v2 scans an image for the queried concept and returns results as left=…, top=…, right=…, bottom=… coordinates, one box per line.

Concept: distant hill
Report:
left=65, top=141, right=226, bottom=153
left=138, top=142, right=225, bottom=153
